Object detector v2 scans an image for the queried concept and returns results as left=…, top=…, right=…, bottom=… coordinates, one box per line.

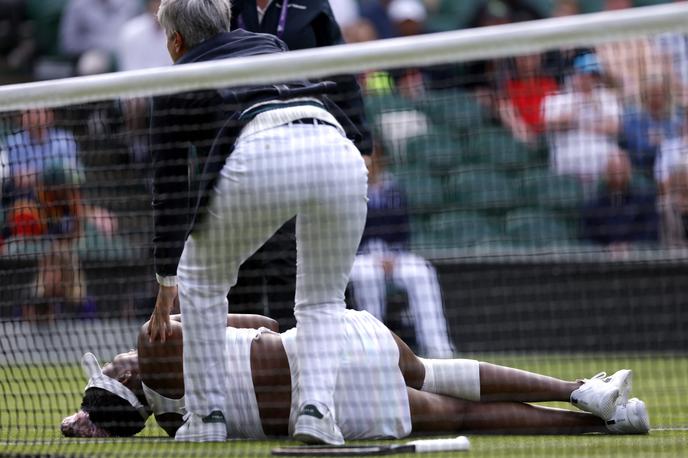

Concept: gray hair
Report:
left=158, top=0, right=232, bottom=50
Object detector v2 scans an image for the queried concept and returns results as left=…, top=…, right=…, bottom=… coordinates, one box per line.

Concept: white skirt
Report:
left=282, top=309, right=412, bottom=440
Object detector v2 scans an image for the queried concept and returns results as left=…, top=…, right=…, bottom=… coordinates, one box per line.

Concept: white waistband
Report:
left=241, top=103, right=345, bottom=139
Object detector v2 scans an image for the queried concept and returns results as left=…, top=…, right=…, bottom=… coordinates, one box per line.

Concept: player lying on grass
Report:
left=61, top=310, right=649, bottom=439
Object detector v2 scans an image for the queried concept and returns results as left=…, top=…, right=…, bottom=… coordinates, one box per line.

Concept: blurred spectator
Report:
left=659, top=157, right=688, bottom=245
left=30, top=162, right=87, bottom=321
left=359, top=0, right=395, bottom=39
left=342, top=17, right=433, bottom=152
left=386, top=0, right=428, bottom=98
left=59, top=0, right=142, bottom=75
left=552, top=0, right=580, bottom=17
left=543, top=53, right=621, bottom=194
left=348, top=147, right=454, bottom=358
left=342, top=17, right=379, bottom=44
left=596, top=0, right=667, bottom=106
left=330, top=0, right=360, bottom=30
left=421, top=0, right=478, bottom=32
left=604, top=0, right=633, bottom=9
left=621, top=76, right=683, bottom=176
left=116, top=0, right=168, bottom=164
left=2, top=109, right=117, bottom=320
left=653, top=0, right=688, bottom=105
left=26, top=160, right=116, bottom=321
left=497, top=53, right=558, bottom=145
left=0, top=0, right=25, bottom=56
left=342, top=18, right=394, bottom=91
left=379, top=0, right=455, bottom=94
left=581, top=151, right=659, bottom=250
left=0, top=137, right=7, bottom=246
left=544, top=0, right=592, bottom=84
left=0, top=142, right=7, bottom=191
left=656, top=116, right=688, bottom=193
left=458, top=0, right=544, bottom=103
left=26, top=0, right=75, bottom=81
left=388, top=0, right=427, bottom=37
left=4, top=109, right=81, bottom=197
left=0, top=0, right=33, bottom=75
left=384, top=0, right=466, bottom=94
left=466, top=0, right=519, bottom=28
left=654, top=33, right=688, bottom=105
left=116, top=0, right=168, bottom=71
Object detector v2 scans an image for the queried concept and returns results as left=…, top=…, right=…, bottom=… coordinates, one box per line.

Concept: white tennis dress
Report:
left=282, top=309, right=411, bottom=440
left=142, top=310, right=411, bottom=440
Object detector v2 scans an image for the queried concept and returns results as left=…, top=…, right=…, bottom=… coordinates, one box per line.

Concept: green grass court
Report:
left=1, top=354, right=686, bottom=457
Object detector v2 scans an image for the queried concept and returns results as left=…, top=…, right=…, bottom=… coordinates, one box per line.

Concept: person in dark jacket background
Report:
left=581, top=151, right=659, bottom=250
left=348, top=147, right=454, bottom=358
left=229, top=0, right=372, bottom=329
left=148, top=0, right=368, bottom=446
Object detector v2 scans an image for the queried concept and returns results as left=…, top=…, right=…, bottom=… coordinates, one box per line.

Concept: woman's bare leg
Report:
left=393, top=333, right=425, bottom=389
left=393, top=334, right=582, bottom=402
left=407, top=388, right=606, bottom=435
left=479, top=363, right=582, bottom=402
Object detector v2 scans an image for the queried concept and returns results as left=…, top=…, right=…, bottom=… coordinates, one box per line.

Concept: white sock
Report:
left=419, top=358, right=481, bottom=401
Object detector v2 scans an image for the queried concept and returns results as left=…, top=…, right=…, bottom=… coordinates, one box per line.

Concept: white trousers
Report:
left=178, top=123, right=368, bottom=417
left=348, top=252, right=454, bottom=358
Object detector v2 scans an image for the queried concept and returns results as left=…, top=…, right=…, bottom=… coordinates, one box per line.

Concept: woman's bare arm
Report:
left=167, top=313, right=278, bottom=332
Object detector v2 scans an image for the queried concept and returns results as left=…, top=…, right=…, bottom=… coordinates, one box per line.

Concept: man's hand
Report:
left=148, top=285, right=178, bottom=342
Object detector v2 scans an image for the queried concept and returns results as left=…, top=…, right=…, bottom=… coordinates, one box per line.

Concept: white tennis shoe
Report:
left=606, top=398, right=650, bottom=434
left=293, top=404, right=345, bottom=446
left=570, top=369, right=633, bottom=420
left=174, top=410, right=227, bottom=442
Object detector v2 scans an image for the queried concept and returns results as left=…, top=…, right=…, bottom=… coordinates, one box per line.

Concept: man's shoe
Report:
left=606, top=398, right=650, bottom=434
left=293, top=404, right=344, bottom=446
left=174, top=410, right=227, bottom=442
left=570, top=369, right=632, bottom=420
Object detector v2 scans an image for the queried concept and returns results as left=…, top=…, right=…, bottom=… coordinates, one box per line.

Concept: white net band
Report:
left=0, top=4, right=687, bottom=111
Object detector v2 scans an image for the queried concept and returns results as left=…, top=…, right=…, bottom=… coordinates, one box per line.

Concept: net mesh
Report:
left=1, top=4, right=687, bottom=457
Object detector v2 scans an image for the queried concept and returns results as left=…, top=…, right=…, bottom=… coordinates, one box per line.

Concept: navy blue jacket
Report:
left=581, top=186, right=659, bottom=246
left=150, top=29, right=361, bottom=278
left=358, top=172, right=410, bottom=253
left=231, top=0, right=372, bottom=155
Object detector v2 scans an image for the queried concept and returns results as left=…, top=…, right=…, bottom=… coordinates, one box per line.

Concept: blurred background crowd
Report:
left=0, top=0, right=687, bottom=336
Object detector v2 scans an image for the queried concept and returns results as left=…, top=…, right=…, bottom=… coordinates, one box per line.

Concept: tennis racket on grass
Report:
left=271, top=436, right=470, bottom=456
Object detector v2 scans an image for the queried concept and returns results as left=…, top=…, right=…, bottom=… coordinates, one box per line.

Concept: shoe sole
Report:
left=174, top=436, right=227, bottom=442
left=293, top=428, right=344, bottom=446
left=293, top=416, right=344, bottom=446
left=175, top=427, right=226, bottom=442
left=175, top=433, right=226, bottom=442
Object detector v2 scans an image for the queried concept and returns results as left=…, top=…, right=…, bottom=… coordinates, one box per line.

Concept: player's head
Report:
left=61, top=352, right=150, bottom=437
left=79, top=387, right=147, bottom=437
left=157, top=0, right=232, bottom=61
